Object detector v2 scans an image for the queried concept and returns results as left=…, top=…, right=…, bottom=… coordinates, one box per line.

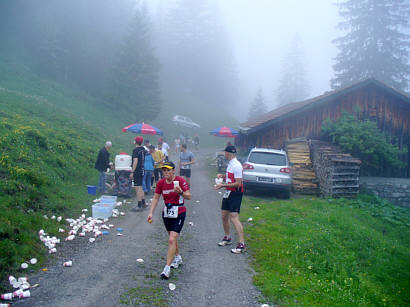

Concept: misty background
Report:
left=0, top=0, right=408, bottom=126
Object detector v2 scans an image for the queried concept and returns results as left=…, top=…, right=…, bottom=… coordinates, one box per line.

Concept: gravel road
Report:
left=13, top=150, right=265, bottom=307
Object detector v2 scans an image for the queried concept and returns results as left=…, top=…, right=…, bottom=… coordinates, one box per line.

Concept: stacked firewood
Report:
left=286, top=138, right=319, bottom=195
left=310, top=140, right=361, bottom=198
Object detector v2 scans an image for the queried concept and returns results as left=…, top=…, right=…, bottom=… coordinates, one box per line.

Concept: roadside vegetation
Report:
left=241, top=194, right=409, bottom=306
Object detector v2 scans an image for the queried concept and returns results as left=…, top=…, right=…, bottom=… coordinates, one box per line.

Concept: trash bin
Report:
left=87, top=185, right=97, bottom=195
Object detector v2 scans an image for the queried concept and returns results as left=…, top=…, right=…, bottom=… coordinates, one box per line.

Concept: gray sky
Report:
left=218, top=0, right=341, bottom=111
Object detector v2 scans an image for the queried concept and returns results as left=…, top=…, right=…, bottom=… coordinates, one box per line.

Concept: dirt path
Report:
left=16, top=150, right=263, bottom=306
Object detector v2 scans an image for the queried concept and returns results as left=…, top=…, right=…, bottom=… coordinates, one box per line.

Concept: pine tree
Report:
left=110, top=3, right=161, bottom=121
left=276, top=35, right=311, bottom=106
left=157, top=0, right=238, bottom=106
left=248, top=89, right=268, bottom=120
left=331, top=0, right=409, bottom=92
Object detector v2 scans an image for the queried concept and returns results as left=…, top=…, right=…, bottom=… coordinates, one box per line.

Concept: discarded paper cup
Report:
left=49, top=248, right=57, bottom=253
left=0, top=303, right=11, bottom=307
left=102, top=231, right=109, bottom=235
left=19, top=290, right=30, bottom=298
left=254, top=207, right=260, bottom=210
left=30, top=258, right=37, bottom=265
left=18, top=277, right=28, bottom=283
left=57, top=216, right=62, bottom=222
left=168, top=283, right=176, bottom=291
left=117, top=233, right=123, bottom=236
left=21, top=282, right=30, bottom=290
left=21, top=263, right=28, bottom=269
left=116, top=228, right=123, bottom=233
left=63, top=261, right=72, bottom=267
left=8, top=276, right=16, bottom=284
left=247, top=217, right=253, bottom=222
left=261, top=305, right=270, bottom=307
left=136, top=258, right=144, bottom=263
left=13, top=289, right=23, bottom=297
left=1, top=293, right=13, bottom=300
left=89, top=238, right=95, bottom=243
left=188, top=222, right=194, bottom=226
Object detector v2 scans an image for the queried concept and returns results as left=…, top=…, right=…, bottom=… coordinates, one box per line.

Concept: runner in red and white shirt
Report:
left=148, top=161, right=191, bottom=279
left=214, top=145, right=246, bottom=254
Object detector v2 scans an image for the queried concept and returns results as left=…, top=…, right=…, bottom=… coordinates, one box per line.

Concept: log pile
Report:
left=286, top=138, right=319, bottom=195
left=310, top=140, right=361, bottom=198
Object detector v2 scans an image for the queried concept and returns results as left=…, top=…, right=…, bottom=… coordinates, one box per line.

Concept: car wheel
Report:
left=281, top=190, right=291, bottom=199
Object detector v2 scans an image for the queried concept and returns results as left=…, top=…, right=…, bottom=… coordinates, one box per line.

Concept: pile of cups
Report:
left=1, top=276, right=31, bottom=302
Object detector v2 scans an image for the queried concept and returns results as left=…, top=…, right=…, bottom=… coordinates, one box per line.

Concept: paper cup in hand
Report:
left=63, top=261, right=72, bottom=267
left=173, top=181, right=179, bottom=189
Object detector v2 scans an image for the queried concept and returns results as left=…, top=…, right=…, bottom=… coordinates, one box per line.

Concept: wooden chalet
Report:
left=237, top=79, right=410, bottom=177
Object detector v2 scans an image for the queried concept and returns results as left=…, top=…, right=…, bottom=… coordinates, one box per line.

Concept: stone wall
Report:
left=360, top=177, right=410, bottom=209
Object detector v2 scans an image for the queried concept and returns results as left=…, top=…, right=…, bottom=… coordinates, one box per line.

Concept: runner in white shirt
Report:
left=214, top=145, right=246, bottom=254
left=162, top=140, right=170, bottom=161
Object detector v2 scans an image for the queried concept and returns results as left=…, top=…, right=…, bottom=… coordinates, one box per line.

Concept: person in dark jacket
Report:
left=95, top=141, right=112, bottom=193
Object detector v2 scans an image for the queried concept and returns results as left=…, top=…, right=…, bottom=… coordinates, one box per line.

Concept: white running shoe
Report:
left=217, top=236, right=232, bottom=246
left=170, top=255, right=183, bottom=269
left=160, top=265, right=171, bottom=279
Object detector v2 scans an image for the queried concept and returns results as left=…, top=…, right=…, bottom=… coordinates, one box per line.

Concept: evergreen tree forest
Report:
left=0, top=0, right=239, bottom=121
left=331, top=0, right=410, bottom=92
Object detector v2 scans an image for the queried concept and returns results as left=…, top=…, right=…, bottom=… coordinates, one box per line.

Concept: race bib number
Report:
left=163, top=205, right=178, bottom=218
left=223, top=190, right=231, bottom=199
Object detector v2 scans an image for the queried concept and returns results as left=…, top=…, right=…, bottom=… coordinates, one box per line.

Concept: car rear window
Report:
left=248, top=152, right=287, bottom=166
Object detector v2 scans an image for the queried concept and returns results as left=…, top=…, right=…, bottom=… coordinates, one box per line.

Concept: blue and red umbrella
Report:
left=122, top=122, right=163, bottom=135
left=210, top=126, right=239, bottom=138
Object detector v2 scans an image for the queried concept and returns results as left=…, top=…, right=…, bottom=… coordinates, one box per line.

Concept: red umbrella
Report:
left=122, top=123, right=163, bottom=135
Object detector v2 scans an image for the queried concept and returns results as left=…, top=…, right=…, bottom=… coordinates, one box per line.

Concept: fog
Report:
left=148, top=0, right=341, bottom=119
left=218, top=0, right=341, bottom=111
left=0, top=0, right=354, bottom=123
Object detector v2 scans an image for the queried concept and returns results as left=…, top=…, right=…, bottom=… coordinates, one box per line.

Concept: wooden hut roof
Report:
left=240, top=78, right=410, bottom=134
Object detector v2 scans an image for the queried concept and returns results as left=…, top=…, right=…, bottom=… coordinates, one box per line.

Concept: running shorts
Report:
left=180, top=168, right=191, bottom=178
left=221, top=191, right=243, bottom=213
left=162, top=211, right=186, bottom=233
left=133, top=171, right=143, bottom=186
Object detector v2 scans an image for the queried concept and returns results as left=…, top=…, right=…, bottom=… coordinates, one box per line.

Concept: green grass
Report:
left=241, top=194, right=410, bottom=306
left=0, top=60, right=134, bottom=285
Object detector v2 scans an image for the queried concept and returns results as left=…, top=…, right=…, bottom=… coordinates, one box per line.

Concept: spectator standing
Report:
left=174, top=138, right=180, bottom=154
left=153, top=142, right=165, bottom=186
left=194, top=135, right=199, bottom=151
left=144, top=139, right=151, bottom=151
left=94, top=141, right=112, bottom=194
left=214, top=145, right=246, bottom=254
left=162, top=139, right=170, bottom=162
left=179, top=144, right=195, bottom=187
left=130, top=136, right=147, bottom=210
left=143, top=145, right=155, bottom=194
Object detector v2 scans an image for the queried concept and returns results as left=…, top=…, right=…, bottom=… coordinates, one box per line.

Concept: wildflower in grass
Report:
left=308, top=265, right=312, bottom=270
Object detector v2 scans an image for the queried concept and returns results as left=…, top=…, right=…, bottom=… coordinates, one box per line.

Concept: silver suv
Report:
left=243, top=148, right=292, bottom=198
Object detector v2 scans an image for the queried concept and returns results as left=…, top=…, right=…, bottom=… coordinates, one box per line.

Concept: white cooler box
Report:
left=115, top=154, right=132, bottom=171
left=92, top=203, right=114, bottom=219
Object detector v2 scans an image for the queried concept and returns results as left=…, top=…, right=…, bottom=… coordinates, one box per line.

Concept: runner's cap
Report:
left=162, top=161, right=176, bottom=169
left=224, top=145, right=237, bottom=153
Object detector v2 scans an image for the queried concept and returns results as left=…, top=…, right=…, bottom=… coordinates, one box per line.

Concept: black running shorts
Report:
left=133, top=171, right=143, bottom=186
left=221, top=191, right=243, bottom=213
left=162, top=211, right=186, bottom=233
left=180, top=168, right=191, bottom=178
